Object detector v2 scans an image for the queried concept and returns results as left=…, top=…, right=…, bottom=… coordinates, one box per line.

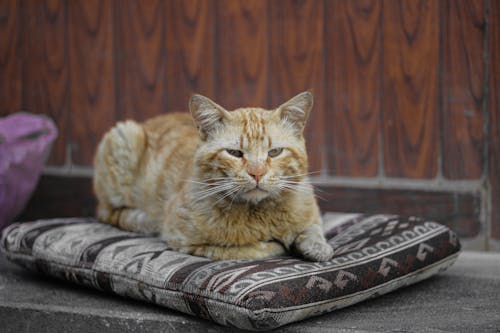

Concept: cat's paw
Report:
left=295, top=238, right=333, bottom=262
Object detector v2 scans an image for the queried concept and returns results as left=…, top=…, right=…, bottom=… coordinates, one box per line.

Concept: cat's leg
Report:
left=178, top=241, right=287, bottom=260
left=98, top=204, right=159, bottom=235
left=293, top=224, right=333, bottom=261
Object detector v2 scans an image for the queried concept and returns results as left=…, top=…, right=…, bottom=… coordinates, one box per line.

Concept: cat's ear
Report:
left=189, top=94, right=230, bottom=140
left=275, top=91, right=313, bottom=134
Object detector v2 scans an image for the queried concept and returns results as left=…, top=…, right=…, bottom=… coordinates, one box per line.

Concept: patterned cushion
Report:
left=0, top=214, right=460, bottom=330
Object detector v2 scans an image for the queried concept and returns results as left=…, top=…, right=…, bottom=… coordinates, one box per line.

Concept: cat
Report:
left=93, top=91, right=333, bottom=261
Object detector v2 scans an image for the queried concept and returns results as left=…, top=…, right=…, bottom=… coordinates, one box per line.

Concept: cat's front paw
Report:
left=295, top=238, right=333, bottom=262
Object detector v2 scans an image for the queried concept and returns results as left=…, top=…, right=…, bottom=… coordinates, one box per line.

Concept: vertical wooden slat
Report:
left=325, top=0, right=381, bottom=177
left=165, top=0, right=214, bottom=111
left=441, top=0, right=485, bottom=179
left=490, top=0, right=500, bottom=241
left=269, top=0, right=324, bottom=172
left=68, top=0, right=115, bottom=166
left=115, top=0, right=166, bottom=120
left=215, top=0, right=268, bottom=109
left=382, top=0, right=439, bottom=178
left=20, top=0, right=68, bottom=165
left=0, top=0, right=21, bottom=116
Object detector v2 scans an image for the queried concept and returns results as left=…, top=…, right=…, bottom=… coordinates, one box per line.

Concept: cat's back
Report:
left=93, top=111, right=199, bottom=230
left=140, top=112, right=199, bottom=192
left=117, top=112, right=199, bottom=221
left=142, top=112, right=197, bottom=142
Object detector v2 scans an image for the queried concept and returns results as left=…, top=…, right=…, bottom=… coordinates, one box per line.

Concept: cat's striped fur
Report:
left=93, top=92, right=333, bottom=261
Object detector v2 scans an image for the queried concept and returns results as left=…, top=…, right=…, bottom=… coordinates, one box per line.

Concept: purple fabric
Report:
left=0, top=113, right=57, bottom=229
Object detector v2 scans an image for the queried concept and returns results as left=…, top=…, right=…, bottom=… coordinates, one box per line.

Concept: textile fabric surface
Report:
left=0, top=213, right=461, bottom=330
left=0, top=113, right=57, bottom=228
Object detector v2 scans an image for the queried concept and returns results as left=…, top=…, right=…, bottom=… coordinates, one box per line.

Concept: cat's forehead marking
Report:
left=237, top=108, right=269, bottom=145
left=228, top=107, right=291, bottom=150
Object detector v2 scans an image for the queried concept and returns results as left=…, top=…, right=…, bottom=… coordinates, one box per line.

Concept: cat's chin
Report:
left=240, top=188, right=269, bottom=203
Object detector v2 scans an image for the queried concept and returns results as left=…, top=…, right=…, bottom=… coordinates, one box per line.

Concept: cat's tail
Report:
left=93, top=120, right=147, bottom=208
left=96, top=120, right=147, bottom=178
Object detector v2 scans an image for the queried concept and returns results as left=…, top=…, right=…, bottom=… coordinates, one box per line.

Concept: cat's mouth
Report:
left=246, top=187, right=267, bottom=195
left=241, top=187, right=269, bottom=202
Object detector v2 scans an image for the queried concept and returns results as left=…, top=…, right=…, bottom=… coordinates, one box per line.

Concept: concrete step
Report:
left=1, top=251, right=500, bottom=333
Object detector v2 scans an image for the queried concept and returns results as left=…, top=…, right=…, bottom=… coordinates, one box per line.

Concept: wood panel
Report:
left=165, top=0, right=214, bottom=111
left=115, top=0, right=166, bottom=120
left=20, top=0, right=68, bottom=165
left=490, top=0, right=500, bottom=241
left=0, top=0, right=493, bottom=246
left=382, top=0, right=439, bottom=178
left=317, top=185, right=481, bottom=238
left=68, top=0, right=115, bottom=166
left=17, top=176, right=96, bottom=221
left=215, top=0, right=268, bottom=109
left=269, top=0, right=324, bottom=172
left=325, top=0, right=381, bottom=177
left=0, top=0, right=21, bottom=116
left=441, top=0, right=485, bottom=179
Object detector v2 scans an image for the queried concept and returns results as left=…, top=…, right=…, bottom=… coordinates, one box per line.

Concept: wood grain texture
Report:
left=269, top=0, right=324, bottom=172
left=382, top=0, right=439, bottom=178
left=490, top=0, right=500, bottom=241
left=0, top=0, right=21, bottom=116
left=325, top=0, right=381, bottom=177
left=215, top=0, right=268, bottom=109
left=68, top=0, right=115, bottom=166
left=17, top=176, right=96, bottom=221
left=317, top=185, right=481, bottom=238
left=165, top=0, right=214, bottom=111
left=20, top=0, right=68, bottom=165
left=115, top=0, right=166, bottom=120
left=441, top=0, right=485, bottom=179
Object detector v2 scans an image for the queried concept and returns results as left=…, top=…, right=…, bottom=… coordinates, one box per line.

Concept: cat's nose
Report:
left=248, top=165, right=266, bottom=183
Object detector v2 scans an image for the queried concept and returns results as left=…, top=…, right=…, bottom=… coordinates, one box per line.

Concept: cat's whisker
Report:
left=278, top=179, right=327, bottom=195
left=213, top=186, right=242, bottom=206
left=191, top=181, right=235, bottom=188
left=278, top=171, right=322, bottom=179
left=279, top=180, right=311, bottom=185
left=188, top=181, right=226, bottom=187
left=200, top=176, right=244, bottom=183
left=279, top=181, right=309, bottom=188
left=312, top=186, right=327, bottom=194
left=313, top=193, right=328, bottom=201
left=192, top=179, right=250, bottom=202
left=186, top=180, right=220, bottom=186
left=185, top=177, right=236, bottom=186
left=227, top=187, right=242, bottom=210
left=277, top=183, right=313, bottom=196
left=187, top=178, right=247, bottom=190
left=194, top=185, right=233, bottom=197
left=281, top=183, right=327, bottom=201
left=186, top=178, right=230, bottom=184
left=192, top=184, right=236, bottom=201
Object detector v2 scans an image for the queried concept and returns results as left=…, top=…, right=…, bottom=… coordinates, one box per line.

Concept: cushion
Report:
left=0, top=213, right=461, bottom=330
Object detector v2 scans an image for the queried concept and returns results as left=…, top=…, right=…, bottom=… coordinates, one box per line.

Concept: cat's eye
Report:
left=226, top=149, right=244, bottom=158
left=268, top=148, right=284, bottom=158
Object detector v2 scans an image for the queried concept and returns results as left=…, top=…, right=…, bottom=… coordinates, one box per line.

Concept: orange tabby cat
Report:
left=93, top=92, right=333, bottom=261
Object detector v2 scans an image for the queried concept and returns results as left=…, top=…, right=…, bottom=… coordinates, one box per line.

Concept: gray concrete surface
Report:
left=1, top=251, right=499, bottom=333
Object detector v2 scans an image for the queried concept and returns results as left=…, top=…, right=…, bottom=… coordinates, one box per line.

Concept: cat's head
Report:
left=189, top=92, right=313, bottom=204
